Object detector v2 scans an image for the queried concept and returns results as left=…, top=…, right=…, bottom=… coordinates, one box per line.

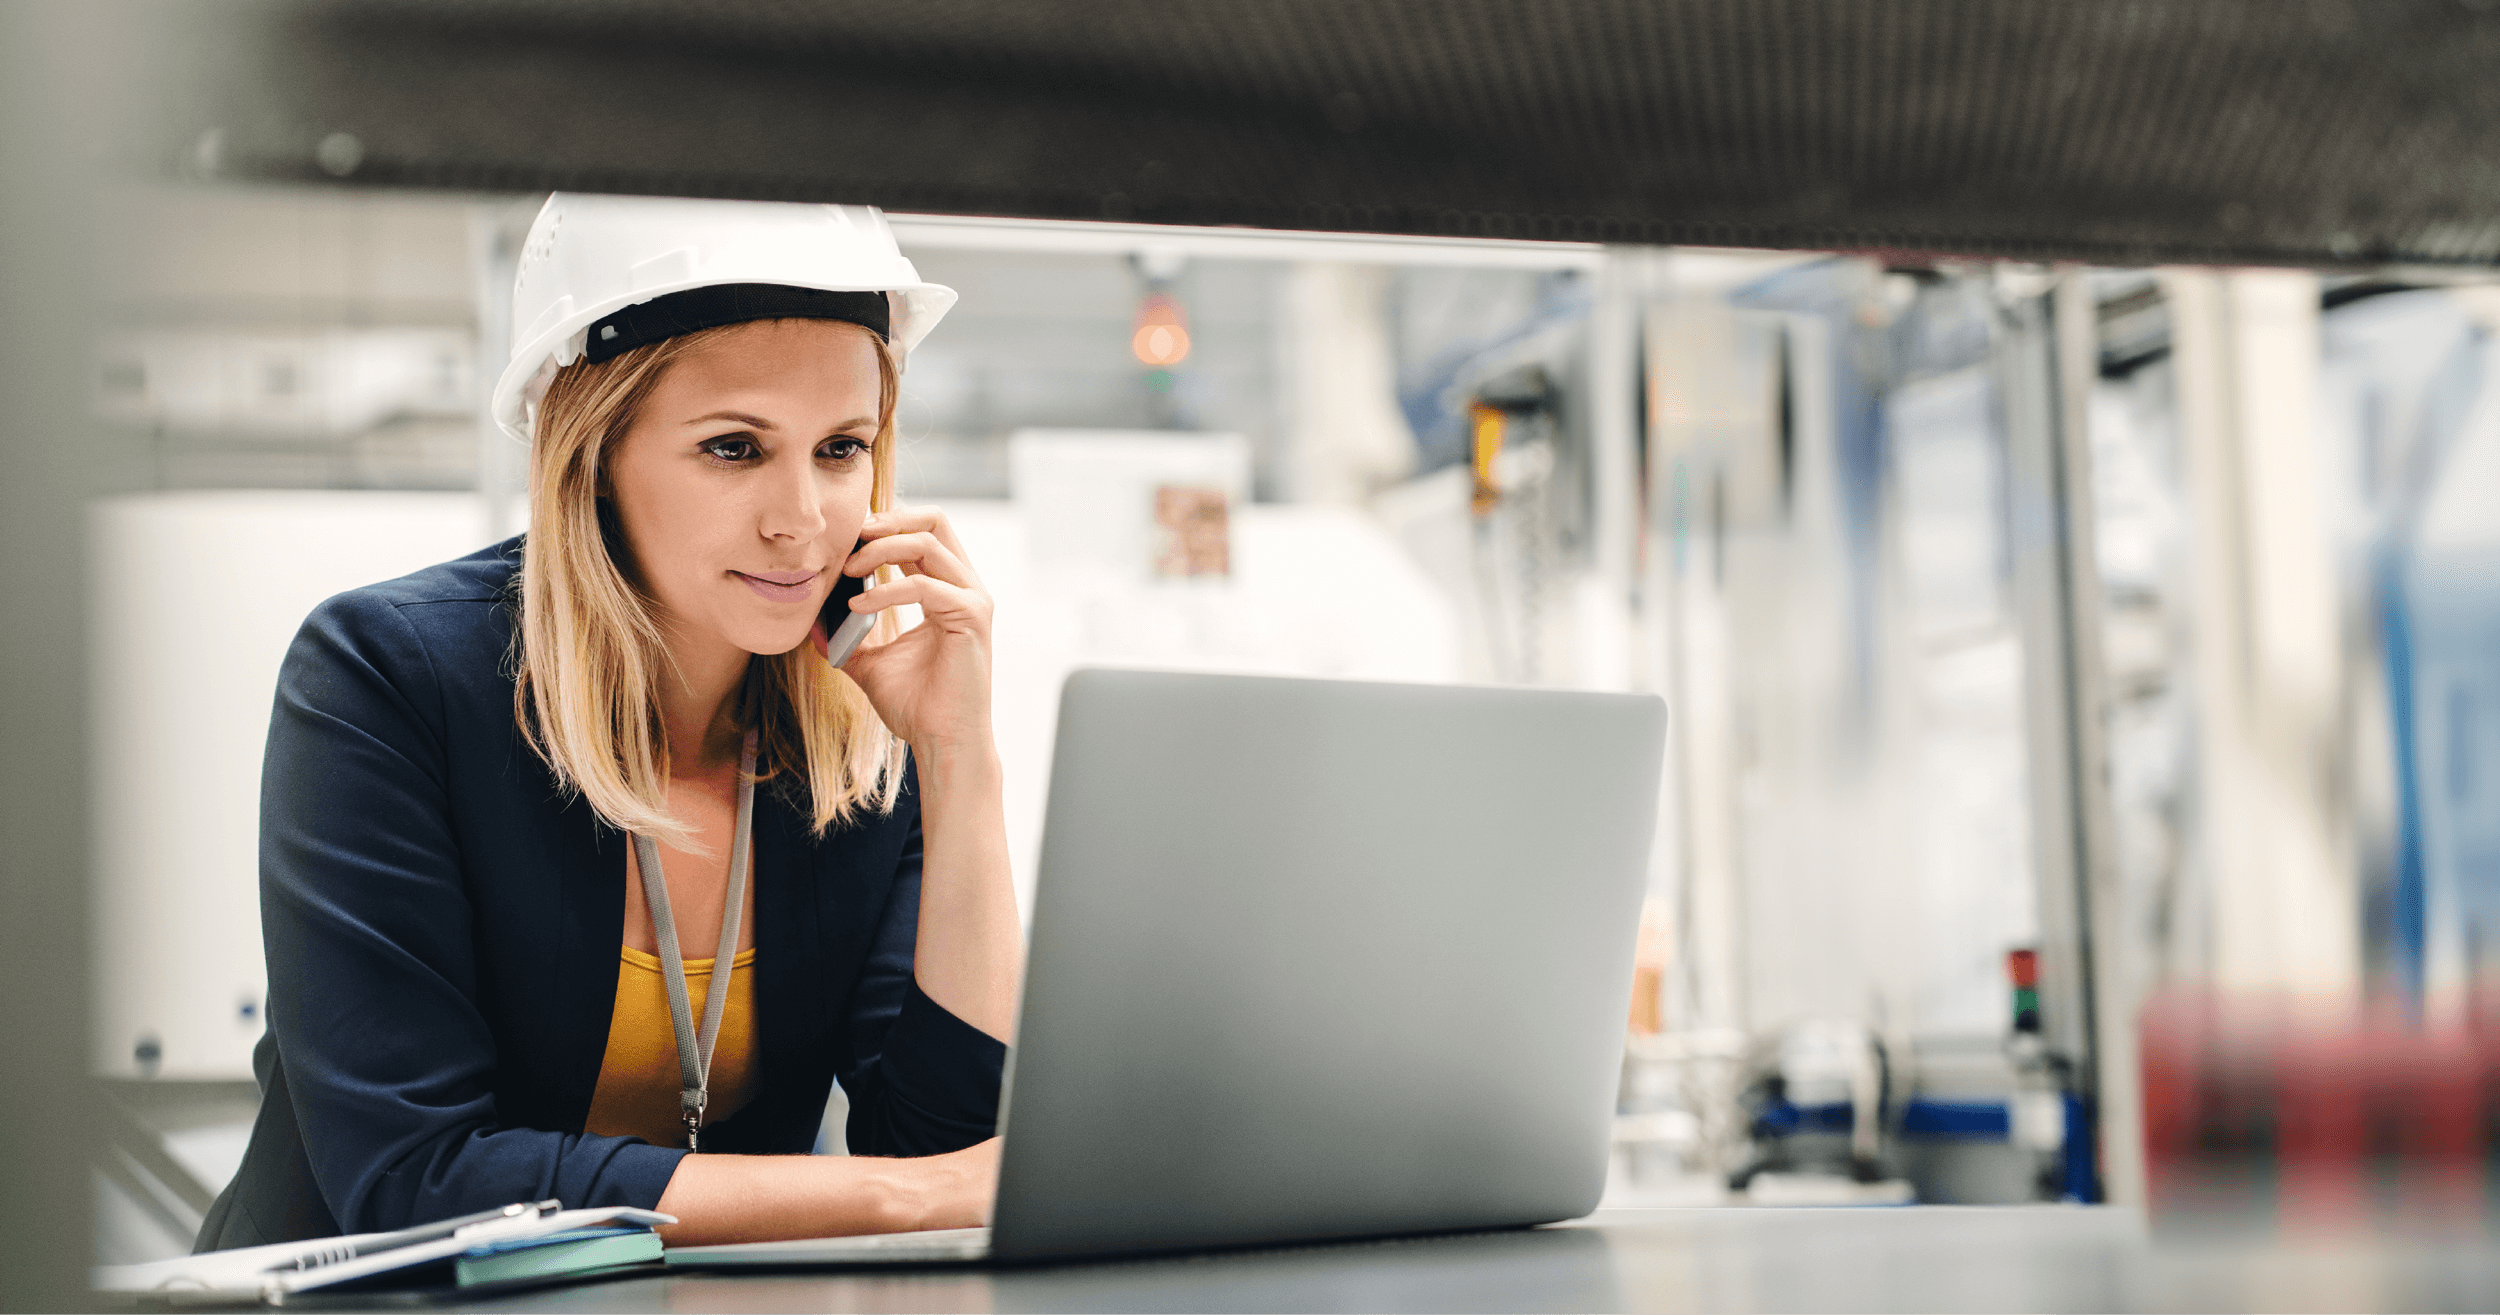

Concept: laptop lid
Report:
left=990, top=669, right=1667, bottom=1262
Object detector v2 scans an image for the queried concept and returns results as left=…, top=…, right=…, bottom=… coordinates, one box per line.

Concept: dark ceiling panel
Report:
left=152, top=0, right=2500, bottom=265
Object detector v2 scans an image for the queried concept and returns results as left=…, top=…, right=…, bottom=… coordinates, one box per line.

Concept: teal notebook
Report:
left=455, top=1225, right=665, bottom=1287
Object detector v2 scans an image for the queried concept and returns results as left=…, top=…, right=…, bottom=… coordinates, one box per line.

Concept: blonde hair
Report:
left=513, top=319, right=906, bottom=844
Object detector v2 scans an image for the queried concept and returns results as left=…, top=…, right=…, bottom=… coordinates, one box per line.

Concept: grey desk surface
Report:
left=292, top=1207, right=2500, bottom=1314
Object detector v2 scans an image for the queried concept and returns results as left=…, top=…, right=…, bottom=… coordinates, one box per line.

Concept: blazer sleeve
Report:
left=838, top=778, right=1011, bottom=1156
left=259, top=590, right=686, bottom=1232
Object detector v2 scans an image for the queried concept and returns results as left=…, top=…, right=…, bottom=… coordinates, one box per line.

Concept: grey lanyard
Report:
left=629, top=731, right=757, bottom=1152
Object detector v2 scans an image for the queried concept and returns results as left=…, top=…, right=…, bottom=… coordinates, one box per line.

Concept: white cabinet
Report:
left=90, top=491, right=495, bottom=1079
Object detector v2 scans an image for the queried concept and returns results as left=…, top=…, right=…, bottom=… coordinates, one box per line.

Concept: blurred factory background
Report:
left=82, top=180, right=2500, bottom=1261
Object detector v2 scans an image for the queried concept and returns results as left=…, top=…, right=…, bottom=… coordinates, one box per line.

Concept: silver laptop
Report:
left=670, top=668, right=1666, bottom=1267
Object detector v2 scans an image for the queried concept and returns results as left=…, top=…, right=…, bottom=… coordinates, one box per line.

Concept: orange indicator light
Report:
left=1132, top=292, right=1192, bottom=366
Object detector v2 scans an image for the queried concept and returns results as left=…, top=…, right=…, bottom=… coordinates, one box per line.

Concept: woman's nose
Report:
left=758, top=458, right=828, bottom=542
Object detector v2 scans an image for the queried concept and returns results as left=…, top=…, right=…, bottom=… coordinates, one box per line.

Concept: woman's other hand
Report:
left=652, top=1137, right=1002, bottom=1245
left=836, top=505, right=994, bottom=758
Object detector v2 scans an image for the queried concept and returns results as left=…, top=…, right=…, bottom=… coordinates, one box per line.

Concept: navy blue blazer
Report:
left=196, top=537, right=1006, bottom=1251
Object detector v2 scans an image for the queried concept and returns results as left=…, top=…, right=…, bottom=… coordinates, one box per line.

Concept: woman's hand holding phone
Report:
left=824, top=506, right=996, bottom=760
left=829, top=505, right=1020, bottom=1048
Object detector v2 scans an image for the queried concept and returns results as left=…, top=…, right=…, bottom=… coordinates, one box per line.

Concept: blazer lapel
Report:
left=551, top=799, right=628, bottom=1130
left=749, top=788, right=825, bottom=1091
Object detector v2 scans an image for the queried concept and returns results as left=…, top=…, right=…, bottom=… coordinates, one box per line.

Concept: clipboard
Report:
left=96, top=1200, right=674, bottom=1305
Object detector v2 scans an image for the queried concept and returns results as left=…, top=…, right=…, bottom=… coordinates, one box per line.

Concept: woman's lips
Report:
left=733, top=569, right=819, bottom=603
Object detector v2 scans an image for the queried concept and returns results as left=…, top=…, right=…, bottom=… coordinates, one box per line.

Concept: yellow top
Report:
left=583, top=945, right=758, bottom=1149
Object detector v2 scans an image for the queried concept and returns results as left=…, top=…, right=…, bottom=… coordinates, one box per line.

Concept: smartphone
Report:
left=813, top=541, right=879, bottom=668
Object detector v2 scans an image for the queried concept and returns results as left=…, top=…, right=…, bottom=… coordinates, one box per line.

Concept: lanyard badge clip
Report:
left=682, top=1089, right=708, bottom=1152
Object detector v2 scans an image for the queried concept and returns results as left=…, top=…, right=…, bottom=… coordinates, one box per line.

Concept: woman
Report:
left=198, top=195, right=1018, bottom=1250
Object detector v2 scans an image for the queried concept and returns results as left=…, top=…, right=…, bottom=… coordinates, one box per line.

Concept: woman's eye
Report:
left=819, top=437, right=870, bottom=462
left=699, top=437, right=760, bottom=462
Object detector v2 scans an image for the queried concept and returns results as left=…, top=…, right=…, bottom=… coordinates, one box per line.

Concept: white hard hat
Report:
left=490, top=192, right=956, bottom=442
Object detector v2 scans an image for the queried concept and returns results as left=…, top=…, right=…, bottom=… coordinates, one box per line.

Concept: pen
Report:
left=284, top=1200, right=562, bottom=1272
